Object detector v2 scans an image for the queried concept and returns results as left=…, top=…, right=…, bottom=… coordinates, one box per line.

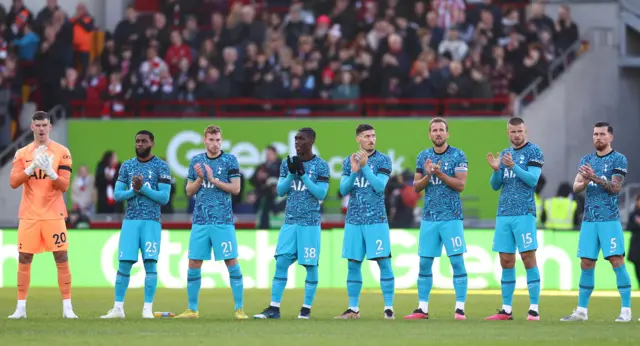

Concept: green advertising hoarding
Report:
left=67, top=119, right=508, bottom=218
left=0, top=229, right=636, bottom=290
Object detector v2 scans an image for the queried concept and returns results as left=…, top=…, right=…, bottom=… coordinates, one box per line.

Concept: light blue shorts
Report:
left=342, top=223, right=391, bottom=261
left=492, top=215, right=538, bottom=253
left=119, top=219, right=162, bottom=262
left=275, top=224, right=321, bottom=266
left=189, top=224, right=238, bottom=261
left=578, top=221, right=625, bottom=260
left=419, top=220, right=466, bottom=257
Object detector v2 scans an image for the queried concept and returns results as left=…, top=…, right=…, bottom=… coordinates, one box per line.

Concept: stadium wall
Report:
left=0, top=228, right=636, bottom=290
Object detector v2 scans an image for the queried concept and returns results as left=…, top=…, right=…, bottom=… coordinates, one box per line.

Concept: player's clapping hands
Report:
left=486, top=152, right=500, bottom=171
left=294, top=156, right=305, bottom=175
left=423, top=159, right=433, bottom=177
left=350, top=153, right=360, bottom=173
left=286, top=156, right=297, bottom=175
left=358, top=150, right=368, bottom=167
left=132, top=173, right=143, bottom=191
left=27, top=145, right=48, bottom=174
left=35, top=151, right=56, bottom=178
left=431, top=160, right=443, bottom=177
left=501, top=152, right=515, bottom=168
left=204, top=164, right=219, bottom=185
left=578, top=163, right=595, bottom=181
left=194, top=163, right=205, bottom=179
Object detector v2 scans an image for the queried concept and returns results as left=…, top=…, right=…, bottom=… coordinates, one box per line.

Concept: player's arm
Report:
left=361, top=165, right=391, bottom=193
left=339, top=158, right=356, bottom=195
left=590, top=174, right=624, bottom=194
left=140, top=183, right=171, bottom=205
left=139, top=164, right=172, bottom=205
left=51, top=149, right=73, bottom=192
left=185, top=177, right=203, bottom=197
left=212, top=177, right=241, bottom=195
left=114, top=180, right=137, bottom=201
left=9, top=150, right=30, bottom=189
left=301, top=174, right=329, bottom=200
left=301, top=161, right=330, bottom=200
left=413, top=154, right=430, bottom=192
left=573, top=172, right=588, bottom=193
left=277, top=160, right=294, bottom=197
left=511, top=165, right=542, bottom=188
left=437, top=171, right=467, bottom=192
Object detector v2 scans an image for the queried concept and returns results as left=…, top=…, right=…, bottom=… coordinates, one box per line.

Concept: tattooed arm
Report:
left=589, top=174, right=624, bottom=194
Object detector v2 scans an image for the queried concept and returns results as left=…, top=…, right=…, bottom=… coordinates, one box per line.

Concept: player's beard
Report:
left=432, top=138, right=445, bottom=147
left=594, top=141, right=608, bottom=151
left=136, top=147, right=152, bottom=158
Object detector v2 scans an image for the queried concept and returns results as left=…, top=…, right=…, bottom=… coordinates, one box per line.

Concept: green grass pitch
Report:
left=1, top=288, right=639, bottom=345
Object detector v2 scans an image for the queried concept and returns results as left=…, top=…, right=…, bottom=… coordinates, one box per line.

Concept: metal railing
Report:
left=514, top=27, right=614, bottom=115
left=0, top=105, right=66, bottom=166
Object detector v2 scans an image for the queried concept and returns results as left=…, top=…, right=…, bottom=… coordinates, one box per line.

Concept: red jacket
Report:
left=164, top=44, right=192, bottom=75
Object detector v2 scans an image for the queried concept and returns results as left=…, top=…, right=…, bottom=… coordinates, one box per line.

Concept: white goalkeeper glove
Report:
left=25, top=145, right=47, bottom=176
left=35, top=153, right=58, bottom=180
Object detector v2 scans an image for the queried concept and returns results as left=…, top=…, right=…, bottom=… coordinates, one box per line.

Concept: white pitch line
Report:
left=362, top=289, right=640, bottom=298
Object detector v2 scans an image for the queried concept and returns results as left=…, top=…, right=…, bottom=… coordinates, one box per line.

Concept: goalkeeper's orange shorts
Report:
left=17, top=219, right=68, bottom=254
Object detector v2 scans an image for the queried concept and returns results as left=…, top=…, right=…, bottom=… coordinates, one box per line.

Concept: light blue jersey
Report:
left=496, top=142, right=544, bottom=217
left=342, top=151, right=392, bottom=225
left=117, top=156, right=171, bottom=221
left=279, top=156, right=330, bottom=226
left=580, top=151, right=627, bottom=222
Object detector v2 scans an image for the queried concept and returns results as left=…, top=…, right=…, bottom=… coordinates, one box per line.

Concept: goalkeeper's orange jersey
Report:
left=10, top=141, right=73, bottom=220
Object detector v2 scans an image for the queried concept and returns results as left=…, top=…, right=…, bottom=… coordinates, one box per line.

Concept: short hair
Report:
left=204, top=125, right=222, bottom=136
left=356, top=124, right=374, bottom=135
left=32, top=111, right=50, bottom=122
left=136, top=130, right=155, bottom=142
left=594, top=122, right=613, bottom=134
left=298, top=127, right=316, bottom=140
left=429, top=117, right=448, bottom=131
left=508, top=117, right=525, bottom=126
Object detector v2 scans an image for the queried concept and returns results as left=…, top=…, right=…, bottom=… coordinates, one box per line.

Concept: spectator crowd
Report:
left=0, top=0, right=580, bottom=140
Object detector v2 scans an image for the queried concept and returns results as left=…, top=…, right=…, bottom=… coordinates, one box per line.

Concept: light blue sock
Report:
left=418, top=257, right=434, bottom=304
left=187, top=267, right=201, bottom=311
left=501, top=267, right=516, bottom=307
left=526, top=266, right=541, bottom=305
left=115, top=261, right=134, bottom=303
left=271, top=256, right=295, bottom=305
left=143, top=260, right=157, bottom=304
left=378, top=258, right=395, bottom=307
left=614, top=264, right=632, bottom=308
left=303, top=265, right=319, bottom=307
left=450, top=255, right=468, bottom=305
left=228, top=263, right=244, bottom=310
left=578, top=268, right=595, bottom=309
left=347, top=261, right=363, bottom=309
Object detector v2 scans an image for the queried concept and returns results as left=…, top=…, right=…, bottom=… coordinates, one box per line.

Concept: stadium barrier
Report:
left=0, top=228, right=636, bottom=290
left=68, top=118, right=509, bottom=219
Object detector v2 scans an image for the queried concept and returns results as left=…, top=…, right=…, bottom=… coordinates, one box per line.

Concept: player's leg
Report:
left=42, top=219, right=76, bottom=318
left=102, top=220, right=140, bottom=318
left=140, top=221, right=162, bottom=318
left=254, top=224, right=297, bottom=319
left=363, top=223, right=394, bottom=319
left=486, top=217, right=516, bottom=320
left=336, top=224, right=365, bottom=319
left=211, top=224, right=246, bottom=319
left=298, top=225, right=321, bottom=319
left=9, top=219, right=39, bottom=319
left=405, top=221, right=439, bottom=319
left=561, top=222, right=598, bottom=321
left=183, top=225, right=211, bottom=317
left=513, top=215, right=540, bottom=320
left=441, top=220, right=468, bottom=319
left=599, top=222, right=632, bottom=322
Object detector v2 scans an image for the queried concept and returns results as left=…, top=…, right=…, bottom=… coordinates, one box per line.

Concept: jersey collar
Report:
left=433, top=144, right=450, bottom=155
left=596, top=149, right=615, bottom=158
left=513, top=142, right=530, bottom=151
left=367, top=150, right=377, bottom=157
left=136, top=155, right=155, bottom=163
left=206, top=150, right=224, bottom=160
left=300, top=154, right=316, bottom=162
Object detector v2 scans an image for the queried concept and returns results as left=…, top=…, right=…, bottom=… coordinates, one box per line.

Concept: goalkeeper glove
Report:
left=36, top=153, right=58, bottom=180
left=25, top=145, right=47, bottom=176
left=293, top=156, right=305, bottom=176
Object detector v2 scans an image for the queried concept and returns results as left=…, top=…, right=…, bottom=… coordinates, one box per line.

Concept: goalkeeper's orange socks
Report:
left=17, top=263, right=31, bottom=302
left=56, top=261, right=72, bottom=299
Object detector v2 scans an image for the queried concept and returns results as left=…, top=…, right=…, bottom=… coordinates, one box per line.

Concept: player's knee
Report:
left=499, top=253, right=516, bottom=268
left=419, top=257, right=434, bottom=273
left=18, top=253, right=33, bottom=264
left=520, top=251, right=537, bottom=269
left=53, top=251, right=68, bottom=263
left=580, top=258, right=596, bottom=270
left=450, top=255, right=466, bottom=273
left=608, top=255, right=625, bottom=268
left=275, top=256, right=293, bottom=271
left=189, top=259, right=204, bottom=269
left=224, top=258, right=238, bottom=267
left=143, top=259, right=157, bottom=273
